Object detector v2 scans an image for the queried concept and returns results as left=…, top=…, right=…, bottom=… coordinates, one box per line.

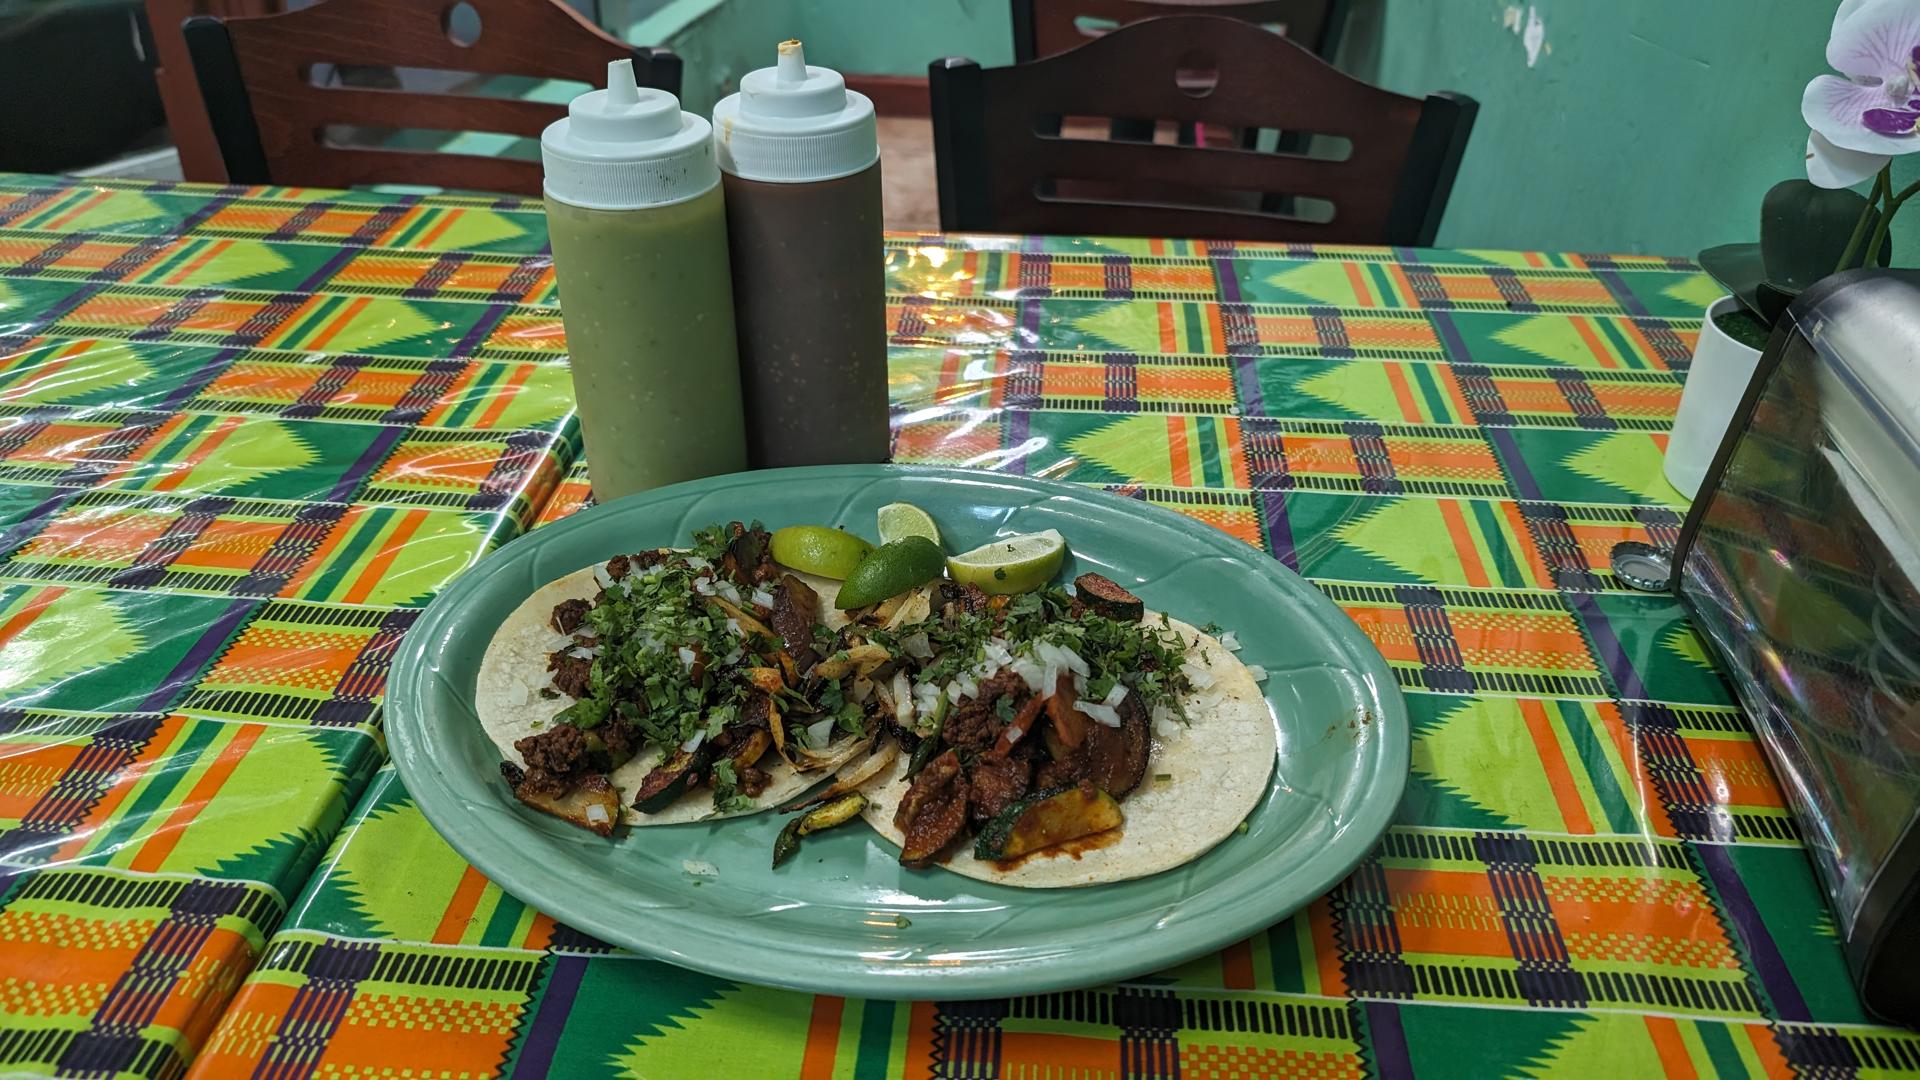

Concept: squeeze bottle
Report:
left=542, top=60, right=747, bottom=500
left=713, top=41, right=888, bottom=467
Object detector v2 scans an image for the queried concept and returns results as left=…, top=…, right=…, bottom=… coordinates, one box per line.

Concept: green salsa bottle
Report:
left=541, top=61, right=747, bottom=501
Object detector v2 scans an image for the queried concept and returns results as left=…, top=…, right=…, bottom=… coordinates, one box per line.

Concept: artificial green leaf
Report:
left=1698, top=242, right=1766, bottom=314
left=1760, top=179, right=1887, bottom=289
left=1753, top=280, right=1796, bottom=324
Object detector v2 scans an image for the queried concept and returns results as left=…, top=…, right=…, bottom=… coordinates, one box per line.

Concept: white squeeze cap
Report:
left=541, top=59, right=717, bottom=210
left=712, top=40, right=879, bottom=183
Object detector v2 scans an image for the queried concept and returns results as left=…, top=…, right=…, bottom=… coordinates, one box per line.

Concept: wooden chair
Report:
left=182, top=0, right=679, bottom=195
left=1012, top=0, right=1346, bottom=62
left=929, top=14, right=1476, bottom=244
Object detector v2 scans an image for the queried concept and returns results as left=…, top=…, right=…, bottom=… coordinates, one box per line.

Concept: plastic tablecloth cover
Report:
left=0, top=175, right=1913, bottom=1079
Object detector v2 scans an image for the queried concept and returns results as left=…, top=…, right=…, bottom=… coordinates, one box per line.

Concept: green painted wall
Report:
left=1335, top=0, right=1920, bottom=255
left=633, top=0, right=1918, bottom=257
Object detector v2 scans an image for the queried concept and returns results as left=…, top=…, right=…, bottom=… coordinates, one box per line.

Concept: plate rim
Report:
left=387, top=463, right=1408, bottom=999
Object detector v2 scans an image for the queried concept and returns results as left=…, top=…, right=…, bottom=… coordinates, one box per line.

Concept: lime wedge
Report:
left=946, top=530, right=1067, bottom=595
left=877, top=502, right=942, bottom=547
left=770, top=525, right=875, bottom=581
left=835, top=536, right=947, bottom=609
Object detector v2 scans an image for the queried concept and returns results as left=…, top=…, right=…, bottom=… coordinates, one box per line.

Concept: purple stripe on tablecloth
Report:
left=1002, top=410, right=1031, bottom=475
left=1594, top=269, right=1652, bottom=317
left=11, top=281, right=107, bottom=339
left=1565, top=591, right=1647, bottom=699
left=1214, top=257, right=1242, bottom=303
left=137, top=598, right=256, bottom=711
left=1017, top=297, right=1043, bottom=353
left=1427, top=311, right=1471, bottom=363
left=175, top=192, right=239, bottom=234
left=295, top=246, right=361, bottom=293
left=1259, top=490, right=1298, bottom=571
left=0, top=490, right=78, bottom=555
left=1696, top=844, right=1810, bottom=1021
left=1483, top=427, right=1544, bottom=501
left=450, top=303, right=510, bottom=358
left=1234, top=355, right=1265, bottom=416
left=324, top=425, right=406, bottom=503
left=1365, top=1001, right=1414, bottom=1078
left=515, top=954, right=590, bottom=1074
left=157, top=346, right=243, bottom=411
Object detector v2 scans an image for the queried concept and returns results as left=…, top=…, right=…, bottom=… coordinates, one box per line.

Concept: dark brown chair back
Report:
left=1013, top=0, right=1345, bottom=61
left=930, top=14, right=1475, bottom=244
left=182, top=0, right=679, bottom=195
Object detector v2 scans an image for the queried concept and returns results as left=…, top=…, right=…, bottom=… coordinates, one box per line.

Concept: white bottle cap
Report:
left=712, top=40, right=879, bottom=183
left=542, top=59, right=717, bottom=210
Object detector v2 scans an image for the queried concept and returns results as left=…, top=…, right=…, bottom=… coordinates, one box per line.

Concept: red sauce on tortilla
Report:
left=988, top=826, right=1123, bottom=871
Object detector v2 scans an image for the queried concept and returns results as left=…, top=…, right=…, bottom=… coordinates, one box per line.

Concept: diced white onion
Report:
left=1101, top=683, right=1127, bottom=708
left=585, top=803, right=610, bottom=824
left=685, top=556, right=711, bottom=571
left=1005, top=724, right=1023, bottom=742
left=751, top=588, right=776, bottom=609
left=850, top=677, right=873, bottom=704
left=722, top=647, right=744, bottom=666
left=1182, top=661, right=1216, bottom=689
left=913, top=681, right=943, bottom=722
left=892, top=671, right=914, bottom=726
left=592, top=565, right=614, bottom=589
left=506, top=678, right=530, bottom=706
left=567, top=645, right=599, bottom=659
left=1074, top=700, right=1122, bottom=727
left=682, top=859, right=718, bottom=877
left=681, top=729, right=707, bottom=752
left=677, top=647, right=697, bottom=670
left=1009, top=657, right=1050, bottom=695
left=716, top=580, right=743, bottom=604
left=901, top=633, right=933, bottom=660
left=1245, top=664, right=1269, bottom=682
left=1034, top=641, right=1089, bottom=678
left=1219, top=631, right=1241, bottom=652
left=725, top=618, right=742, bottom=636
left=693, top=576, right=717, bottom=597
left=1152, top=703, right=1182, bottom=739
left=575, top=625, right=598, bottom=639
left=805, top=717, right=836, bottom=748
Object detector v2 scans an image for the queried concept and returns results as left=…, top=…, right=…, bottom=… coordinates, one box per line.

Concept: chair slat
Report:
left=933, top=14, right=1475, bottom=244
left=185, top=0, right=677, bottom=195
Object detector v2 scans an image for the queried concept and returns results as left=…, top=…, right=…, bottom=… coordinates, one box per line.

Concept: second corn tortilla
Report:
left=855, top=619, right=1275, bottom=887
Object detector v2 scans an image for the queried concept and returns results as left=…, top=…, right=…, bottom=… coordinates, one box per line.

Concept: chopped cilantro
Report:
left=710, top=759, right=755, bottom=813
left=893, top=914, right=912, bottom=928
left=994, top=695, right=1017, bottom=723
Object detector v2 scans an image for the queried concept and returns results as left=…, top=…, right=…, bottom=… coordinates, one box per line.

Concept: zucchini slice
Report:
left=772, top=792, right=867, bottom=868
left=973, top=785, right=1123, bottom=862
left=632, top=745, right=710, bottom=813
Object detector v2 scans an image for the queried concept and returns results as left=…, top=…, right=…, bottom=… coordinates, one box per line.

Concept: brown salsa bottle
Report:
left=713, top=41, right=888, bottom=468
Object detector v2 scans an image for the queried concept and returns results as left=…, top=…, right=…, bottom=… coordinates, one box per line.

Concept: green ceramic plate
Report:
left=387, top=465, right=1406, bottom=999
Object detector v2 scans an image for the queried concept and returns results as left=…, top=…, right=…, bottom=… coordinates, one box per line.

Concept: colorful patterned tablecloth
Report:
left=0, top=175, right=1915, bottom=1079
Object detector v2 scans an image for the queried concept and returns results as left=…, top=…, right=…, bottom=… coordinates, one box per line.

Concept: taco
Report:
left=802, top=572, right=1276, bottom=886
left=475, top=522, right=875, bottom=834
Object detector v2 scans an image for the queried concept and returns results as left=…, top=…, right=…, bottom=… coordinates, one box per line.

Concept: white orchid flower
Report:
left=1802, top=0, right=1920, bottom=186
